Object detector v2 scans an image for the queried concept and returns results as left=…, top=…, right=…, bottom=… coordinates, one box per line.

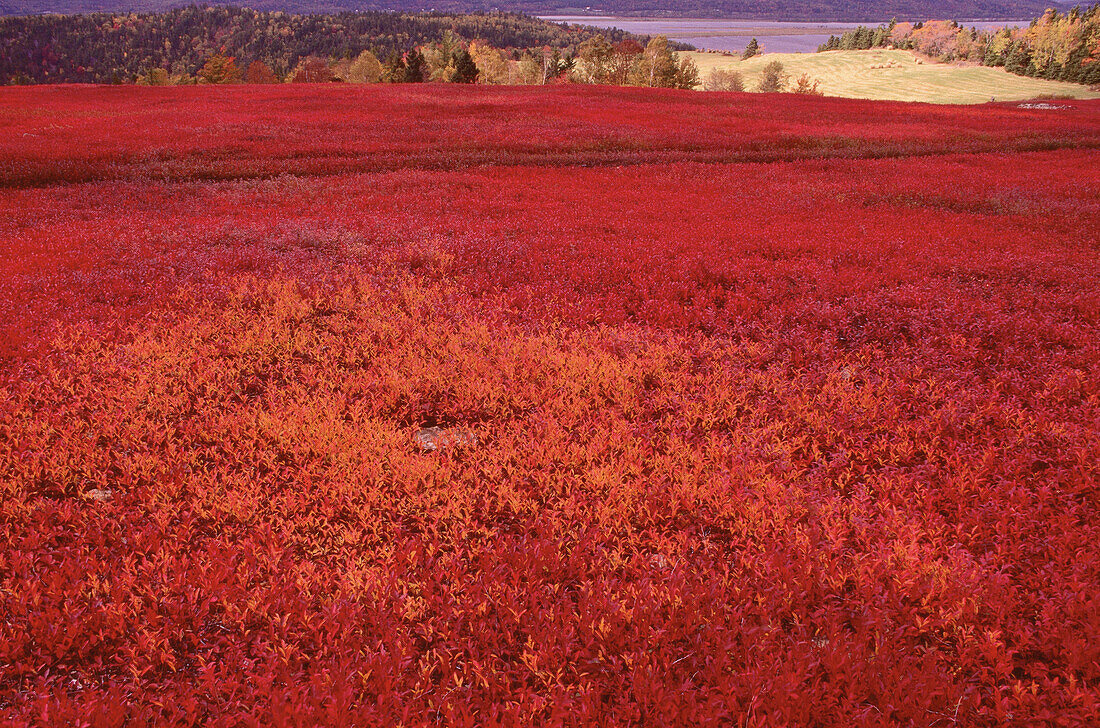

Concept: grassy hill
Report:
left=687, top=49, right=1100, bottom=104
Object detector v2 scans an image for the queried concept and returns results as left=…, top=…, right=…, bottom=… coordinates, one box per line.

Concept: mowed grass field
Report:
left=685, top=49, right=1100, bottom=104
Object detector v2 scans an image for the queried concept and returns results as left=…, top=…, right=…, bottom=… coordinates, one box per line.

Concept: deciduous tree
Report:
left=793, top=73, right=824, bottom=94
left=426, top=30, right=462, bottom=82
left=470, top=41, right=509, bottom=84
left=674, top=56, right=701, bottom=89
left=345, top=50, right=383, bottom=83
left=640, top=35, right=678, bottom=87
left=757, top=60, right=787, bottom=92
left=576, top=34, right=614, bottom=84
left=703, top=68, right=744, bottom=92
left=292, top=57, right=333, bottom=83
left=609, top=39, right=643, bottom=85
left=197, top=51, right=240, bottom=84
left=137, top=67, right=170, bottom=85
left=244, top=60, right=279, bottom=84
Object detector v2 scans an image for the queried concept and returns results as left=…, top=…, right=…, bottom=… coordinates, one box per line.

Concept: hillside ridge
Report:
left=1, top=0, right=1067, bottom=21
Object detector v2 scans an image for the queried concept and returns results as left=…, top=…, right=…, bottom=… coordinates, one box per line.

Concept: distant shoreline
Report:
left=538, top=16, right=1033, bottom=54
left=540, top=15, right=1033, bottom=25
left=539, top=15, right=1029, bottom=24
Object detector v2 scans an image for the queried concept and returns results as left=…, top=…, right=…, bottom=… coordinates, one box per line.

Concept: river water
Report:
left=540, top=16, right=1028, bottom=54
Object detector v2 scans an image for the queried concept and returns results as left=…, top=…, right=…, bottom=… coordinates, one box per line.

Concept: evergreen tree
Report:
left=1005, top=42, right=1032, bottom=75
left=742, top=38, right=760, bottom=59
left=451, top=48, right=479, bottom=83
left=403, top=50, right=426, bottom=83
left=383, top=52, right=405, bottom=83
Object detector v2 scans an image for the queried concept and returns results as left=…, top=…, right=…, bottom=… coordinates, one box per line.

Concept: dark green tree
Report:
left=383, top=52, right=406, bottom=83
left=403, top=50, right=426, bottom=83
left=853, top=26, right=874, bottom=49
left=1005, top=42, right=1032, bottom=75
left=742, top=38, right=760, bottom=59
left=451, top=48, right=479, bottom=83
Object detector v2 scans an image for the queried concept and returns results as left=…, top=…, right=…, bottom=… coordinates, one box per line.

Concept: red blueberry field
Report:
left=1, top=84, right=1099, bottom=726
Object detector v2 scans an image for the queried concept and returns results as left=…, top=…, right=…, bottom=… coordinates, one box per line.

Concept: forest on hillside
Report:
left=0, top=5, right=637, bottom=84
left=820, top=5, right=1100, bottom=86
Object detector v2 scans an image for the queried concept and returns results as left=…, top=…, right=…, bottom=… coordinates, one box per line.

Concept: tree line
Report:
left=0, top=2, right=705, bottom=89
left=0, top=5, right=640, bottom=85
left=818, top=4, right=1100, bottom=86
left=181, top=32, right=702, bottom=89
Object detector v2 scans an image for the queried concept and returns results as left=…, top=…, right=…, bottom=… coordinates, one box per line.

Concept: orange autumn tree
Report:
left=244, top=60, right=279, bottom=84
left=198, top=51, right=240, bottom=84
left=292, top=57, right=334, bottom=83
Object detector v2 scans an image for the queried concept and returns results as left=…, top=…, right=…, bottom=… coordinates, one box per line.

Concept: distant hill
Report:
left=0, top=0, right=1069, bottom=22
left=0, top=6, right=638, bottom=83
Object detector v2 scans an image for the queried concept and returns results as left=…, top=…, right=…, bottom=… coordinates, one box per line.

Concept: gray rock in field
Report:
left=83, top=488, right=113, bottom=503
left=415, top=426, right=477, bottom=452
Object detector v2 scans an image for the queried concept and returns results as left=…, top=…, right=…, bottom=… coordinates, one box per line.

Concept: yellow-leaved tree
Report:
left=197, top=51, right=240, bottom=84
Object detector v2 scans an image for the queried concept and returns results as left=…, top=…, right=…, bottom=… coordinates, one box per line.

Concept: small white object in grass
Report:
left=1016, top=102, right=1072, bottom=110
left=415, top=426, right=478, bottom=452
left=83, top=488, right=113, bottom=502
